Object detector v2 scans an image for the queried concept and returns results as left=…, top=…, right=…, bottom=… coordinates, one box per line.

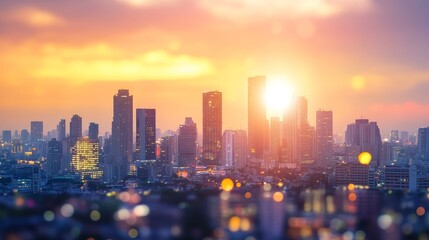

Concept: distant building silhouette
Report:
left=30, top=121, right=43, bottom=144
left=136, top=109, right=156, bottom=161
left=111, top=89, right=133, bottom=181
left=202, top=91, right=222, bottom=166
left=418, top=127, right=429, bottom=162
left=57, top=119, right=66, bottom=141
left=248, top=76, right=266, bottom=161
left=316, top=110, right=333, bottom=165
left=222, top=130, right=247, bottom=168
left=88, top=122, right=99, bottom=140
left=2, top=130, right=12, bottom=143
left=178, top=117, right=197, bottom=168
left=70, top=114, right=82, bottom=145
left=21, top=129, right=29, bottom=143
left=47, top=138, right=62, bottom=177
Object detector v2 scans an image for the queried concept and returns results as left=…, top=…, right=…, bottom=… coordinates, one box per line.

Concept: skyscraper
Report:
left=57, top=119, right=66, bottom=141
left=281, top=98, right=298, bottom=167
left=222, top=130, right=247, bottom=168
left=270, top=117, right=281, bottom=162
left=111, top=89, right=133, bottom=181
left=71, top=137, right=103, bottom=181
left=70, top=114, right=82, bottom=144
left=316, top=110, right=333, bottom=165
left=344, top=118, right=382, bottom=166
left=248, top=76, right=266, bottom=160
left=202, top=91, right=222, bottom=166
left=2, top=130, right=12, bottom=143
left=88, top=122, right=99, bottom=140
left=136, top=109, right=156, bottom=161
left=30, top=121, right=43, bottom=143
left=47, top=138, right=62, bottom=177
left=178, top=117, right=197, bottom=168
left=418, top=127, right=429, bottom=162
left=21, top=129, right=29, bottom=143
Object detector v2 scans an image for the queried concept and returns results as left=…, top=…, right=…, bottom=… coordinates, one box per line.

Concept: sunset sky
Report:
left=1, top=0, right=429, bottom=137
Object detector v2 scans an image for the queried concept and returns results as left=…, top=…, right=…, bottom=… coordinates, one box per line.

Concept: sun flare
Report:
left=265, top=77, right=295, bottom=117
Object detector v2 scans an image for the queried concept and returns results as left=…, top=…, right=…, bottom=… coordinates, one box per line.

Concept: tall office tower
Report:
left=222, top=130, right=248, bottom=168
left=30, top=121, right=43, bottom=143
left=47, top=138, right=62, bottom=177
left=2, top=130, right=12, bottom=143
left=344, top=119, right=382, bottom=166
left=400, top=131, right=409, bottom=145
left=202, top=91, right=222, bottom=166
left=299, top=123, right=315, bottom=165
left=344, top=123, right=355, bottom=145
left=88, top=122, right=99, bottom=140
left=270, top=117, right=281, bottom=162
left=281, top=98, right=299, bottom=167
left=57, top=119, right=66, bottom=141
left=21, top=129, right=29, bottom=143
left=316, top=110, right=333, bottom=165
left=71, top=137, right=103, bottom=181
left=160, top=135, right=176, bottom=165
left=111, top=89, right=133, bottom=181
left=136, top=109, right=156, bottom=161
left=178, top=117, right=197, bottom=168
left=390, top=130, right=400, bottom=144
left=418, top=127, right=429, bottom=162
left=248, top=76, right=266, bottom=160
left=70, top=114, right=82, bottom=144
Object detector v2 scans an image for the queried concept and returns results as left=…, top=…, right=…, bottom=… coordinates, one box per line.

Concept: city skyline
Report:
left=1, top=1, right=429, bottom=136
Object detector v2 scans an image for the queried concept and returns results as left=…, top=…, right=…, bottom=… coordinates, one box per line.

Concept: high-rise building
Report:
left=70, top=114, right=82, bottom=144
left=30, top=121, right=43, bottom=143
left=270, top=117, right=281, bottom=162
left=418, top=127, right=429, bottom=162
left=136, top=109, right=156, bottom=161
left=47, top=138, right=62, bottom=177
left=2, top=130, right=12, bottom=143
left=21, top=129, right=29, bottom=143
left=88, top=122, right=99, bottom=140
left=57, top=119, right=66, bottom=141
left=160, top=135, right=177, bottom=165
left=316, top=110, right=333, bottom=165
left=111, top=89, right=133, bottom=181
left=344, top=119, right=382, bottom=166
left=222, top=130, right=247, bottom=168
left=248, top=76, right=266, bottom=160
left=202, top=91, right=222, bottom=166
left=71, top=137, right=103, bottom=181
left=390, top=130, right=400, bottom=144
left=178, top=117, right=197, bottom=168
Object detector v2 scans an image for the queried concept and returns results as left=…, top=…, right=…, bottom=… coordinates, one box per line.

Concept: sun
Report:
left=265, top=77, right=294, bottom=117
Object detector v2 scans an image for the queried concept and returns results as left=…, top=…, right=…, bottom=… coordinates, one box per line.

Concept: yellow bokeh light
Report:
left=236, top=182, right=242, bottom=188
left=229, top=216, right=241, bottom=232
left=347, top=183, right=355, bottom=191
left=358, top=152, right=372, bottom=165
left=278, top=182, right=284, bottom=187
left=273, top=192, right=284, bottom=202
left=221, top=178, right=234, bottom=192
left=244, top=192, right=252, bottom=199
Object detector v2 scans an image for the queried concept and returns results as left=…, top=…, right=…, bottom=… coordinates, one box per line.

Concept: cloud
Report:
left=115, top=0, right=173, bottom=7
left=5, top=7, right=64, bottom=27
left=199, top=0, right=372, bottom=20
left=0, top=42, right=214, bottom=82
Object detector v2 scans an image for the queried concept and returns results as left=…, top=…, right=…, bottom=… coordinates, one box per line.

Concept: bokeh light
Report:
left=221, top=178, right=234, bottom=192
left=273, top=192, right=284, bottom=202
left=416, top=206, right=425, bottom=216
left=60, top=203, right=75, bottom=218
left=358, top=152, right=372, bottom=165
left=90, top=210, right=101, bottom=221
left=229, top=216, right=241, bottom=232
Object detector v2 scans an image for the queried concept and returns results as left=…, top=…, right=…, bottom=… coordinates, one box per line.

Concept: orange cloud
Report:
left=0, top=42, right=214, bottom=82
left=6, top=7, right=64, bottom=27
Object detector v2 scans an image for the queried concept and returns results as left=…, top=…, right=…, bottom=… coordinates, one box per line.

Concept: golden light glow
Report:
left=244, top=192, right=252, bottom=199
left=352, top=75, right=366, bottom=90
left=221, top=178, right=234, bottom=192
left=265, top=77, right=294, bottom=117
left=358, top=152, right=372, bottom=165
left=273, top=192, right=284, bottom=202
left=228, top=216, right=241, bottom=232
left=347, top=183, right=355, bottom=191
left=8, top=7, right=64, bottom=27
